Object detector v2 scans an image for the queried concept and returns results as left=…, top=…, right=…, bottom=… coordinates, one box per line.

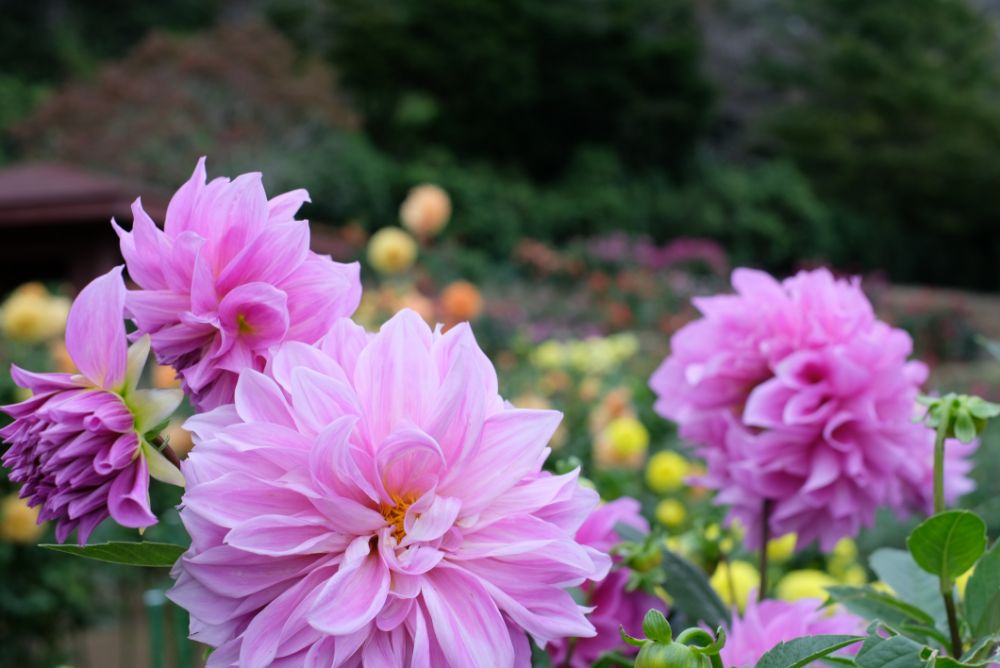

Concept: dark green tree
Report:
left=300, top=0, right=712, bottom=179
left=758, top=0, right=1000, bottom=288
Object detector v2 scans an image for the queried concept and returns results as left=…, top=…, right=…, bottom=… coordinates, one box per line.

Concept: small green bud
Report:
left=636, top=641, right=711, bottom=668
left=630, top=542, right=663, bottom=574
left=642, top=609, right=672, bottom=643
left=919, top=393, right=1000, bottom=442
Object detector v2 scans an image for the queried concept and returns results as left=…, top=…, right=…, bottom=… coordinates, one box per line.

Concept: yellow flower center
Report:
left=236, top=313, right=255, bottom=335
left=381, top=493, right=415, bottom=542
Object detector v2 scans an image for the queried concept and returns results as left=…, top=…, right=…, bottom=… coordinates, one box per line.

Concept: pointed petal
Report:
left=142, top=439, right=186, bottom=487
left=66, top=266, right=128, bottom=389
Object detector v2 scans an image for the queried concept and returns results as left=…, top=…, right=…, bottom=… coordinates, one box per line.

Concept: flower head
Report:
left=721, top=597, right=863, bottom=668
left=549, top=498, right=666, bottom=668
left=168, top=310, right=609, bottom=666
left=368, top=227, right=418, bottom=275
left=650, top=268, right=976, bottom=550
left=113, top=158, right=361, bottom=410
left=1, top=282, right=70, bottom=344
left=1, top=268, right=183, bottom=544
left=400, top=184, right=451, bottom=239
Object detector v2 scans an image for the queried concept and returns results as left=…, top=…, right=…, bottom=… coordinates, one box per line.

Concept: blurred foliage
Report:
left=11, top=20, right=359, bottom=186
left=758, top=0, right=1000, bottom=288
left=273, top=0, right=712, bottom=179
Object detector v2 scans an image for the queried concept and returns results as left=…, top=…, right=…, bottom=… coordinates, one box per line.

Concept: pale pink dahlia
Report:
left=650, top=268, right=976, bottom=550
left=168, top=310, right=610, bottom=667
left=1, top=268, right=184, bottom=544
left=114, top=158, right=362, bottom=411
left=548, top=497, right=665, bottom=668
left=721, top=597, right=863, bottom=668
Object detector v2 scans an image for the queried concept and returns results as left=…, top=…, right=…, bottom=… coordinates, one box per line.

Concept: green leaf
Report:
left=853, top=633, right=928, bottom=668
left=754, top=634, right=863, bottom=668
left=954, top=410, right=977, bottom=444
left=660, top=548, right=729, bottom=628
left=907, top=511, right=987, bottom=582
left=41, top=541, right=186, bottom=567
left=826, top=586, right=936, bottom=627
left=870, top=548, right=947, bottom=631
left=614, top=521, right=646, bottom=544
left=966, top=541, right=1000, bottom=637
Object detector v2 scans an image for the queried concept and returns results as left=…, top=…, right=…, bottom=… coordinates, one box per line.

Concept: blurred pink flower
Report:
left=1, top=268, right=183, bottom=544
left=548, top=497, right=665, bottom=668
left=721, top=597, right=863, bottom=668
left=168, top=310, right=609, bottom=667
left=114, top=158, right=361, bottom=410
left=650, top=268, right=976, bottom=550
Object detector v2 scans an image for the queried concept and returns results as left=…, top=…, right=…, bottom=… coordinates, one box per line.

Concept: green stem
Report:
left=933, top=415, right=950, bottom=515
left=758, top=500, right=772, bottom=600
left=151, top=435, right=182, bottom=470
left=942, top=587, right=963, bottom=658
left=710, top=654, right=725, bottom=668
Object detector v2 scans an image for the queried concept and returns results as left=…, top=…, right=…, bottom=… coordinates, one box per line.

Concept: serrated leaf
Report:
left=41, top=541, right=185, bottom=567
left=870, top=549, right=948, bottom=631
left=660, top=548, right=729, bottom=628
left=826, top=586, right=936, bottom=627
left=966, top=541, right=1000, bottom=637
left=754, top=634, right=863, bottom=668
left=907, top=511, right=987, bottom=581
left=854, top=634, right=928, bottom=668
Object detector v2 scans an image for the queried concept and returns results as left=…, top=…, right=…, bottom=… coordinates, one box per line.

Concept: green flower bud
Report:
left=635, top=641, right=711, bottom=668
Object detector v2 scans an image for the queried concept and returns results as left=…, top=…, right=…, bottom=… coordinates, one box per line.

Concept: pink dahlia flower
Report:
left=721, top=597, right=863, bottom=668
left=650, top=268, right=976, bottom=550
left=168, top=310, right=610, bottom=667
left=548, top=497, right=665, bottom=668
left=113, top=158, right=362, bottom=411
left=1, top=268, right=184, bottom=544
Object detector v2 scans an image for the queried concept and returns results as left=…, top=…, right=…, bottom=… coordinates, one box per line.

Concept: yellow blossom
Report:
left=776, top=569, right=838, bottom=602
left=711, top=560, right=760, bottom=612
left=531, top=341, right=566, bottom=369
left=367, top=227, right=418, bottom=275
left=0, top=494, right=44, bottom=544
left=1, top=283, right=68, bottom=344
left=646, top=450, right=689, bottom=493
left=840, top=565, right=868, bottom=586
left=766, top=533, right=798, bottom=564
left=604, top=416, right=649, bottom=460
left=655, top=499, right=686, bottom=528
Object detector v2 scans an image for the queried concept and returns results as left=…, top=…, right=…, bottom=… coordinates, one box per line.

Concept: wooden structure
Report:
left=0, top=163, right=168, bottom=291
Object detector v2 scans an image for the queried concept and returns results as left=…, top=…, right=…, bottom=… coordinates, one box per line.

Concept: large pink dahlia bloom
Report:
left=1, top=268, right=183, bottom=544
left=168, top=310, right=610, bottom=667
left=721, top=597, right=863, bottom=668
left=548, top=497, right=665, bottom=668
left=114, top=158, right=362, bottom=411
left=650, top=268, right=976, bottom=550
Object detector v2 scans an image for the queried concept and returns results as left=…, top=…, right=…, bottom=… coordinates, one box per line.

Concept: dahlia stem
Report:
left=151, top=435, right=182, bottom=470
left=758, top=500, right=772, bottom=600
left=932, top=414, right=949, bottom=515
left=943, top=588, right=963, bottom=658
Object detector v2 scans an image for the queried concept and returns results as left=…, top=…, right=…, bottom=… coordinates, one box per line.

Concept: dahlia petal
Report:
left=218, top=282, right=289, bottom=349
left=141, top=439, right=186, bottom=487
left=107, top=455, right=156, bottom=529
left=164, top=157, right=208, bottom=236
left=235, top=370, right=296, bottom=428
left=268, top=188, right=310, bottom=221
left=216, top=221, right=309, bottom=294
left=420, top=568, right=514, bottom=668
left=310, top=549, right=389, bottom=635
left=354, top=309, right=436, bottom=444
left=402, top=495, right=461, bottom=547
left=376, top=429, right=446, bottom=501
left=66, top=266, right=128, bottom=389
left=444, top=408, right=560, bottom=515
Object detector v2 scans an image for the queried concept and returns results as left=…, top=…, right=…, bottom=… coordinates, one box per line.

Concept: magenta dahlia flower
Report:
left=168, top=310, right=610, bottom=667
left=1, top=268, right=184, bottom=544
left=548, top=497, right=665, bottom=668
left=113, top=158, right=362, bottom=411
left=650, top=268, right=976, bottom=550
left=721, top=597, right=862, bottom=667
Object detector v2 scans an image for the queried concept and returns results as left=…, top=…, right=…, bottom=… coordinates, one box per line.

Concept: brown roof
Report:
left=0, top=162, right=168, bottom=227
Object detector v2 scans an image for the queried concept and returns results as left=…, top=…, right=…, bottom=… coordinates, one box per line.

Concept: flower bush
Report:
left=2, top=160, right=999, bottom=668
